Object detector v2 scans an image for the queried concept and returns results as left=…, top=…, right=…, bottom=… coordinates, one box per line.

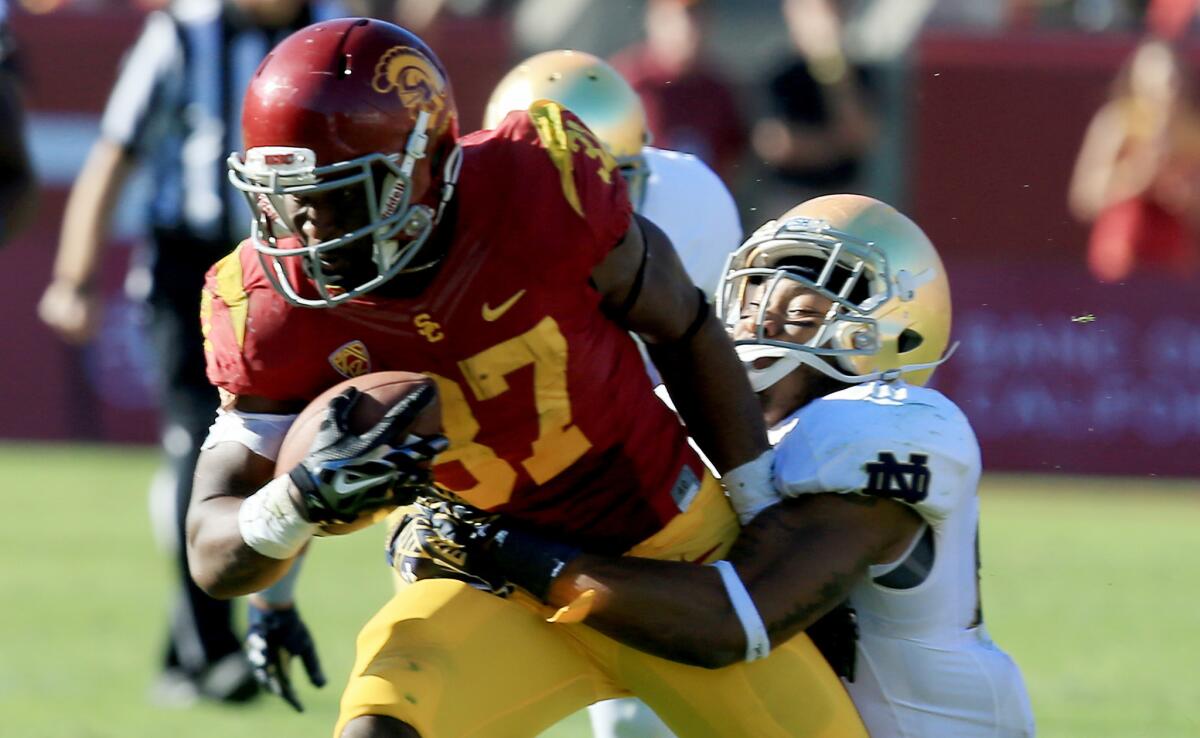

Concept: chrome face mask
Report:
left=227, top=111, right=462, bottom=308
left=718, top=217, right=891, bottom=387
left=228, top=147, right=434, bottom=308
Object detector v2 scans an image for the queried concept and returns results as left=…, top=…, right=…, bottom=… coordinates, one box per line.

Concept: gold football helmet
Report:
left=717, top=194, right=954, bottom=388
left=483, top=50, right=651, bottom=208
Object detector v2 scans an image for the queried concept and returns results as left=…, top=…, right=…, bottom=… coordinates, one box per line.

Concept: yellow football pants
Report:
left=336, top=476, right=867, bottom=738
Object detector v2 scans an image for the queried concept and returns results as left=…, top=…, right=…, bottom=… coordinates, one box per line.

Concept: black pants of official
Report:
left=148, top=238, right=240, bottom=678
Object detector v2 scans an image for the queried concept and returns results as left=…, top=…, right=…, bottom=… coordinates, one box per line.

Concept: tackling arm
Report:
left=544, top=493, right=921, bottom=669
left=591, top=214, right=769, bottom=475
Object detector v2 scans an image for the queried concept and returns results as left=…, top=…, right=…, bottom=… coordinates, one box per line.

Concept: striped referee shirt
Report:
left=100, top=0, right=344, bottom=247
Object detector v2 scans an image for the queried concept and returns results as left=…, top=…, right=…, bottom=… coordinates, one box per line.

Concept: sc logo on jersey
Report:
left=414, top=313, right=444, bottom=342
left=863, top=452, right=931, bottom=503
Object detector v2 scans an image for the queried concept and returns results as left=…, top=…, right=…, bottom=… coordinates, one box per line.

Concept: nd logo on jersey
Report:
left=864, top=452, right=931, bottom=503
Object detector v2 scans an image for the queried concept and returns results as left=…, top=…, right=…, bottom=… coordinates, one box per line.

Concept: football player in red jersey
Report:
left=186, top=18, right=866, bottom=738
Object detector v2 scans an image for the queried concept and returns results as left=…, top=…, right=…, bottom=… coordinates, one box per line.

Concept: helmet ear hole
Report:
left=898, top=328, right=923, bottom=353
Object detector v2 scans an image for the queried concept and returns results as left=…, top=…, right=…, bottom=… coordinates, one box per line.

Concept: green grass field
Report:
left=1, top=443, right=1196, bottom=738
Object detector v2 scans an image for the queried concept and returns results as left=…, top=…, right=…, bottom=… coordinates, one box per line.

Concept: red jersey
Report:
left=202, top=103, right=703, bottom=552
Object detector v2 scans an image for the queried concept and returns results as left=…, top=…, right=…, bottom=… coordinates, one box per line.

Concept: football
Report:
left=275, top=371, right=442, bottom=536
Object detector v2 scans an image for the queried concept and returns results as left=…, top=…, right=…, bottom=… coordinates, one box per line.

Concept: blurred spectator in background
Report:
left=610, top=0, right=746, bottom=183
left=347, top=0, right=442, bottom=30
left=925, top=0, right=1152, bottom=31
left=752, top=0, right=877, bottom=218
left=1145, top=0, right=1200, bottom=37
left=0, top=0, right=38, bottom=247
left=36, top=0, right=344, bottom=707
left=1069, top=37, right=1200, bottom=282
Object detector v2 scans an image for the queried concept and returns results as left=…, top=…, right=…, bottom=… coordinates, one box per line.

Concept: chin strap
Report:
left=436, top=143, right=463, bottom=223
left=736, top=345, right=804, bottom=392
left=380, top=139, right=464, bottom=277
left=400, top=110, right=431, bottom=178
left=736, top=341, right=962, bottom=390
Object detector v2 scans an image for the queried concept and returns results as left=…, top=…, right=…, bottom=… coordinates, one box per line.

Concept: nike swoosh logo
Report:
left=332, top=473, right=390, bottom=498
left=482, top=289, right=526, bottom=322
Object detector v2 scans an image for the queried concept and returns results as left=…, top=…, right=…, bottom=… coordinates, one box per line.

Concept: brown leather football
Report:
left=275, top=371, right=442, bottom=536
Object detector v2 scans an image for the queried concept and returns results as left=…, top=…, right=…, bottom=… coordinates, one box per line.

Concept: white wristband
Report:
left=721, top=449, right=780, bottom=524
left=238, top=476, right=318, bottom=560
left=711, top=560, right=770, bottom=662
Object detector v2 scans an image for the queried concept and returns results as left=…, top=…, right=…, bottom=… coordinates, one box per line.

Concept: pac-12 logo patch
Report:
left=372, top=46, right=448, bottom=129
left=329, top=340, right=371, bottom=378
left=863, top=452, right=931, bottom=503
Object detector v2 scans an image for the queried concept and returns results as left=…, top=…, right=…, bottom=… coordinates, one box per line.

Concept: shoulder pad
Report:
left=773, top=383, right=980, bottom=523
left=202, top=243, right=327, bottom=402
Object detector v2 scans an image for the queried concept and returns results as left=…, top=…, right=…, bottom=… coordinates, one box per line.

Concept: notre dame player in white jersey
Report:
left=395, top=194, right=1036, bottom=737
left=484, top=50, right=741, bottom=298
left=721, top=195, right=1035, bottom=736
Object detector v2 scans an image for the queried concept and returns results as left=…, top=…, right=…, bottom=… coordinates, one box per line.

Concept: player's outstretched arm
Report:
left=550, top=493, right=919, bottom=668
left=394, top=491, right=919, bottom=667
left=592, top=214, right=770, bottom=478
left=420, top=492, right=918, bottom=669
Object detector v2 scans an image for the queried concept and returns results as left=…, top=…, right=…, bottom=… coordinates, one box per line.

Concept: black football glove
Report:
left=245, top=603, right=326, bottom=713
left=289, top=385, right=449, bottom=524
left=387, top=496, right=514, bottom=597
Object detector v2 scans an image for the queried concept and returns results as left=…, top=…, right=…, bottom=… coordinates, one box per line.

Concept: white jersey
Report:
left=639, top=146, right=742, bottom=297
left=772, top=381, right=1035, bottom=738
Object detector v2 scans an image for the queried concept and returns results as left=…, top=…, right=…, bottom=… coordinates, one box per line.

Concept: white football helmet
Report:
left=717, top=194, right=954, bottom=389
left=483, top=50, right=651, bottom=209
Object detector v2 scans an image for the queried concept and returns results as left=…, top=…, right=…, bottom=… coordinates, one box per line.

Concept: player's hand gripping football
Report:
left=388, top=496, right=514, bottom=597
left=245, top=602, right=326, bottom=712
left=288, top=385, right=449, bottom=524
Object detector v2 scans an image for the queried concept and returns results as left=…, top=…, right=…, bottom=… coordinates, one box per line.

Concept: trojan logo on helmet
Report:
left=228, top=19, right=463, bottom=308
left=371, top=46, right=450, bottom=131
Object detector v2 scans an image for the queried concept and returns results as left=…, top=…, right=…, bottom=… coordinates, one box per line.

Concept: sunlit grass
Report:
left=1, top=444, right=1195, bottom=737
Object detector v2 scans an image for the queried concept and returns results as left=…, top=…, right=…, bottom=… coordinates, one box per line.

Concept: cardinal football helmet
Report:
left=483, top=50, right=651, bottom=209
left=228, top=18, right=462, bottom=307
left=717, top=194, right=954, bottom=388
